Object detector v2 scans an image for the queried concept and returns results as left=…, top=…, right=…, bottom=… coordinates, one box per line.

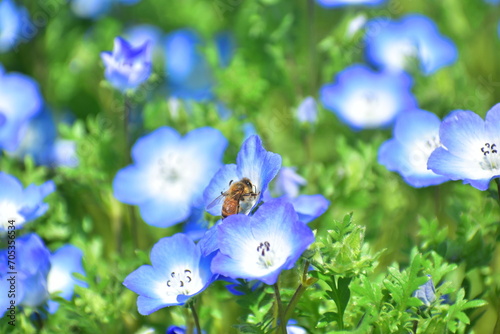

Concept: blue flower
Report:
left=70, top=0, right=112, bottom=19
left=320, top=65, right=417, bottom=129
left=296, top=97, right=318, bottom=124
left=70, top=0, right=141, bottom=19
left=182, top=208, right=209, bottom=242
left=211, top=199, right=314, bottom=285
left=0, top=65, right=42, bottom=151
left=51, top=139, right=79, bottom=168
left=0, top=234, right=86, bottom=316
left=203, top=135, right=282, bottom=218
left=316, top=0, right=386, bottom=8
left=0, top=0, right=30, bottom=53
left=123, top=234, right=216, bottom=315
left=167, top=326, right=205, bottom=334
left=113, top=127, right=227, bottom=227
left=413, top=275, right=436, bottom=307
left=289, top=195, right=330, bottom=224
left=215, top=31, right=236, bottom=68
left=428, top=104, right=500, bottom=191
left=101, top=37, right=152, bottom=92
left=287, top=320, right=307, bottom=334
left=7, top=108, right=57, bottom=165
left=378, top=109, right=450, bottom=187
left=274, top=167, right=307, bottom=198
left=164, top=29, right=214, bottom=101
left=124, top=24, right=163, bottom=59
left=365, top=15, right=457, bottom=75
left=0, top=172, right=55, bottom=232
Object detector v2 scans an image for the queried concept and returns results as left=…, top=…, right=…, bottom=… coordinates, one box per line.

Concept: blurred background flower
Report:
left=113, top=127, right=227, bottom=227
left=365, top=15, right=458, bottom=75
left=378, top=109, right=450, bottom=188
left=316, top=0, right=386, bottom=8
left=0, top=66, right=42, bottom=151
left=0, top=0, right=30, bottom=53
left=0, top=172, right=54, bottom=232
left=320, top=65, right=417, bottom=129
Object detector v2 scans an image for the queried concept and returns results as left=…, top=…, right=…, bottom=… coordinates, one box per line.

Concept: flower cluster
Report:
left=0, top=172, right=55, bottom=232
left=0, top=234, right=86, bottom=316
left=124, top=135, right=319, bottom=317
left=379, top=104, right=500, bottom=191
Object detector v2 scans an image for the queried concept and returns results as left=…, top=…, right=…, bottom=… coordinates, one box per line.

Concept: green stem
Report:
left=189, top=303, right=201, bottom=334
left=284, top=260, right=312, bottom=321
left=123, top=94, right=139, bottom=251
left=273, top=283, right=286, bottom=334
left=496, top=179, right=500, bottom=208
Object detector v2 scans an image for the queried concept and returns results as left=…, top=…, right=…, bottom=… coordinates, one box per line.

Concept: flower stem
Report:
left=189, top=302, right=202, bottom=334
left=123, top=94, right=139, bottom=250
left=496, top=179, right=500, bottom=208
left=273, top=282, right=287, bottom=334
left=284, top=260, right=315, bottom=321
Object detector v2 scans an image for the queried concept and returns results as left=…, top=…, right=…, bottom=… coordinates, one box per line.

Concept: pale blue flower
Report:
left=0, top=65, right=42, bottom=151
left=413, top=275, right=436, bottom=307
left=316, top=0, right=386, bottom=8
left=428, top=104, right=500, bottom=190
left=113, top=127, right=227, bottom=227
left=320, top=64, right=417, bottom=129
left=101, top=37, right=152, bottom=92
left=378, top=109, right=450, bottom=187
left=0, top=172, right=55, bottom=232
left=123, top=234, right=216, bottom=315
left=211, top=199, right=314, bottom=285
left=164, top=29, right=214, bottom=101
left=0, top=234, right=86, bottom=316
left=0, top=0, right=30, bottom=52
left=296, top=97, right=318, bottom=124
left=365, top=15, right=457, bottom=75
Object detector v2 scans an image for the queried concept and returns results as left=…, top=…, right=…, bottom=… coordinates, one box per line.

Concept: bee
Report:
left=207, top=178, right=260, bottom=219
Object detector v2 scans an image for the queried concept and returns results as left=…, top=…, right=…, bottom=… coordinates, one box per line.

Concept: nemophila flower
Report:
left=101, top=37, right=152, bottom=92
left=70, top=0, right=112, bottom=19
left=270, top=168, right=329, bottom=223
left=296, top=96, right=318, bottom=124
left=428, top=104, right=500, bottom=191
left=320, top=65, right=417, bottom=129
left=167, top=326, right=205, bottom=334
left=365, top=15, right=457, bottom=75
left=7, top=108, right=57, bottom=165
left=378, top=109, right=450, bottom=187
left=316, top=0, right=386, bottom=8
left=274, top=167, right=307, bottom=198
left=71, top=0, right=142, bottom=19
left=0, top=234, right=86, bottom=317
left=123, top=234, right=216, bottom=315
left=0, top=65, right=42, bottom=151
left=0, top=172, right=55, bottom=232
left=164, top=29, right=214, bottom=101
left=211, top=199, right=314, bottom=285
left=346, top=14, right=367, bottom=37
left=51, top=139, right=79, bottom=168
left=413, top=275, right=436, bottom=307
left=203, top=135, right=282, bottom=218
left=125, top=24, right=163, bottom=59
left=0, top=0, right=30, bottom=53
left=183, top=208, right=209, bottom=242
left=287, top=320, right=307, bottom=334
left=113, top=127, right=227, bottom=227
left=47, top=245, right=87, bottom=313
left=215, top=31, right=236, bottom=68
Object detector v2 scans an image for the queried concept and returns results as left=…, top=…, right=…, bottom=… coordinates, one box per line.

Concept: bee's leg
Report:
left=229, top=180, right=233, bottom=186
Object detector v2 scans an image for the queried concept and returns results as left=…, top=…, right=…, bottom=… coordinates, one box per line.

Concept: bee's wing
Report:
left=207, top=193, right=226, bottom=210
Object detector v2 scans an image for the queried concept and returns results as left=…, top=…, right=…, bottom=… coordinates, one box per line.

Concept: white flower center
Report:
left=256, top=241, right=276, bottom=268
left=165, top=268, right=196, bottom=296
left=0, top=201, right=25, bottom=230
left=479, top=142, right=500, bottom=171
left=347, top=90, right=396, bottom=128
left=408, top=135, right=441, bottom=172
left=147, top=148, right=204, bottom=203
